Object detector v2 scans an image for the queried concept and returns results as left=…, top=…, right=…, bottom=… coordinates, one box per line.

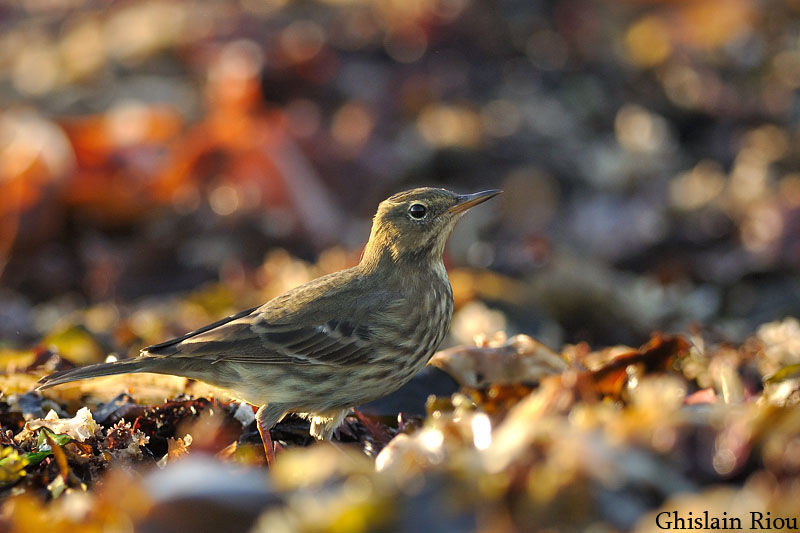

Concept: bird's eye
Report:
left=408, top=203, right=427, bottom=219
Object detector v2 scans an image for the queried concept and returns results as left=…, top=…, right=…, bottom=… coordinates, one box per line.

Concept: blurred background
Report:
left=1, top=0, right=799, bottom=354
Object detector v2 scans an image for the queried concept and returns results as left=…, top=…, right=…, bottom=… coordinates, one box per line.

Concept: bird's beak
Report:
left=447, top=189, right=502, bottom=215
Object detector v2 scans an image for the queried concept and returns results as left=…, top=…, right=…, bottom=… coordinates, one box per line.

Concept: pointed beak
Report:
left=447, top=189, right=502, bottom=215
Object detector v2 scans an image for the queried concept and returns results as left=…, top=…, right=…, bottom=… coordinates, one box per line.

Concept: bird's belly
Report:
left=219, top=349, right=434, bottom=412
left=219, top=362, right=320, bottom=406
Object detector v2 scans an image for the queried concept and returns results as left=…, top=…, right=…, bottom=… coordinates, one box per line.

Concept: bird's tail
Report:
left=36, top=359, right=155, bottom=390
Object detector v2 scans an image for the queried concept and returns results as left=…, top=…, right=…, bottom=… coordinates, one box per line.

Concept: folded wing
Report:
left=143, top=310, right=377, bottom=367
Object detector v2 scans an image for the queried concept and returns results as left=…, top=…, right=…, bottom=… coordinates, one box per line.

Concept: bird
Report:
left=37, top=187, right=501, bottom=463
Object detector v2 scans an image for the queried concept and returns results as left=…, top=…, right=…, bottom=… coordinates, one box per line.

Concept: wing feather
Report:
left=145, top=314, right=378, bottom=367
left=141, top=269, right=395, bottom=367
left=145, top=306, right=260, bottom=355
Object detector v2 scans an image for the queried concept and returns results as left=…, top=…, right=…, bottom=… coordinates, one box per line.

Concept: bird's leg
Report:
left=257, top=423, right=275, bottom=466
left=255, top=404, right=287, bottom=467
left=353, top=409, right=393, bottom=446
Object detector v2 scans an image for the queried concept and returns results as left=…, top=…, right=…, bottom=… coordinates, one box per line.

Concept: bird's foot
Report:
left=352, top=409, right=393, bottom=446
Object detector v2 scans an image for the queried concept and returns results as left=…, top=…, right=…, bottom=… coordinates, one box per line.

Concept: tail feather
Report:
left=36, top=359, right=153, bottom=391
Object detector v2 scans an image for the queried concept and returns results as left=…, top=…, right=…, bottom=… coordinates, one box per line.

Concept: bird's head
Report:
left=361, top=187, right=501, bottom=268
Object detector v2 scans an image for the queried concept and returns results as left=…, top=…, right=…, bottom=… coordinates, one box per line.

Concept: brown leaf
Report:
left=589, top=334, right=690, bottom=398
left=430, top=334, right=568, bottom=388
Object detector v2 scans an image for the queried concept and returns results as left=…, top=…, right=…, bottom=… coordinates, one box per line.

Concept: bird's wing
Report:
left=143, top=273, right=393, bottom=367
left=144, top=312, right=379, bottom=367
left=232, top=317, right=379, bottom=366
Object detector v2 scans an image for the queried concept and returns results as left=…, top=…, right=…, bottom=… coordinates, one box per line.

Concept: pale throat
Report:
left=360, top=216, right=458, bottom=274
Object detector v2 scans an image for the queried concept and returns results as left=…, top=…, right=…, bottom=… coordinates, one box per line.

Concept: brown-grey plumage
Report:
left=37, top=187, right=500, bottom=460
